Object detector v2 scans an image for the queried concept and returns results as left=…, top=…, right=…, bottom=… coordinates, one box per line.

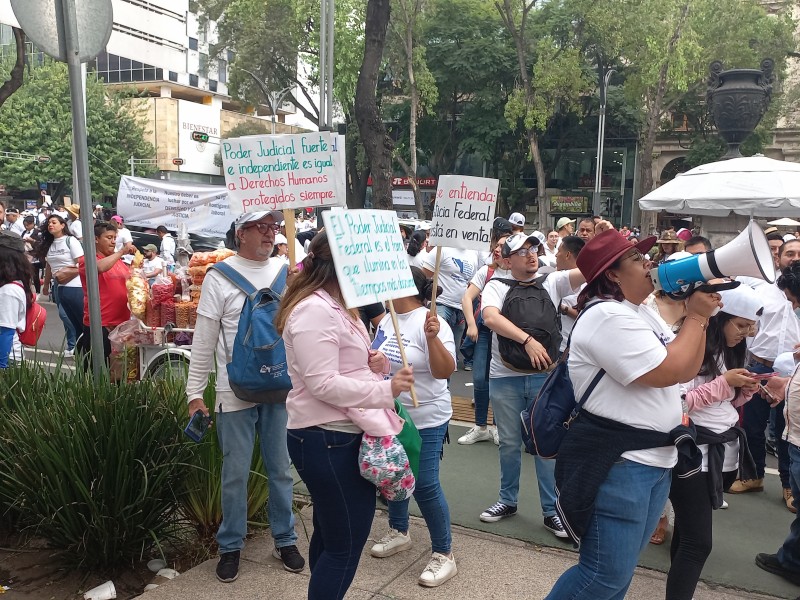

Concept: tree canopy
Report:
left=0, top=61, right=154, bottom=197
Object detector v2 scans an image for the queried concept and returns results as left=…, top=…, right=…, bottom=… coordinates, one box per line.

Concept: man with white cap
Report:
left=478, top=231, right=585, bottom=538
left=2, top=208, right=24, bottom=237
left=185, top=210, right=305, bottom=583
left=508, top=212, right=525, bottom=234
left=555, top=217, right=576, bottom=240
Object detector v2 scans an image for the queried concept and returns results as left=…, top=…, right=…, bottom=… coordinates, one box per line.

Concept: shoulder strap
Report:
left=210, top=261, right=257, bottom=297
left=65, top=235, right=71, bottom=250
left=271, top=264, right=289, bottom=296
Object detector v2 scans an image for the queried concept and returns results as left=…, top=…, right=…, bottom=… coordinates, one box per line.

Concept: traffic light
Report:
left=172, top=158, right=184, bottom=166
left=191, top=131, right=210, bottom=143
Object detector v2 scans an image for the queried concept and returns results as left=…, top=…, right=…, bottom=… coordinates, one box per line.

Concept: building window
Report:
left=209, top=79, right=217, bottom=92
left=189, top=74, right=199, bottom=87
left=218, top=59, right=227, bottom=83
left=189, top=37, right=198, bottom=51
left=88, top=50, right=163, bottom=84
left=169, top=71, right=178, bottom=82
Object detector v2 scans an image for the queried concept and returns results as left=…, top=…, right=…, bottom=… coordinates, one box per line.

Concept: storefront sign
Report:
left=550, top=195, right=589, bottom=213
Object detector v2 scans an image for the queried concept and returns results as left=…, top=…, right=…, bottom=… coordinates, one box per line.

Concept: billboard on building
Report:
left=178, top=99, right=222, bottom=177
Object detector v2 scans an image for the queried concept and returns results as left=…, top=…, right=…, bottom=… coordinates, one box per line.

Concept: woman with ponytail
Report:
left=368, top=266, right=458, bottom=588
left=406, top=229, right=429, bottom=268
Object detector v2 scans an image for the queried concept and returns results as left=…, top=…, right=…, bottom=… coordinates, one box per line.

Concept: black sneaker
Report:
left=273, top=545, right=306, bottom=573
left=216, top=550, right=240, bottom=583
left=479, top=502, right=517, bottom=522
left=543, top=515, right=569, bottom=539
left=756, top=553, right=800, bottom=585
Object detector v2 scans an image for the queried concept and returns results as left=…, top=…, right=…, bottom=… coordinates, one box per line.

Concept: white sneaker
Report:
left=63, top=349, right=74, bottom=358
left=370, top=528, right=412, bottom=558
left=418, top=552, right=457, bottom=587
left=491, top=427, right=499, bottom=446
left=457, top=426, right=493, bottom=445
left=720, top=500, right=729, bottom=509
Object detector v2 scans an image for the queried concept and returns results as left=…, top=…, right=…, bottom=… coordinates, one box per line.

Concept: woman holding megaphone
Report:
left=545, top=227, right=721, bottom=600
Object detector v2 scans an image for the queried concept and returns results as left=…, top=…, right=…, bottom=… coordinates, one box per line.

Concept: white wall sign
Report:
left=178, top=99, right=222, bottom=176
left=323, top=209, right=416, bottom=309
left=222, top=131, right=345, bottom=213
left=117, top=176, right=232, bottom=238
left=428, top=175, right=499, bottom=251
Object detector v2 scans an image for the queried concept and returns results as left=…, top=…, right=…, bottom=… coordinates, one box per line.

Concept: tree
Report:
left=0, top=28, right=25, bottom=109
left=495, top=0, right=592, bottom=228
left=355, top=0, right=395, bottom=210
left=0, top=61, right=154, bottom=197
left=388, top=0, right=438, bottom=218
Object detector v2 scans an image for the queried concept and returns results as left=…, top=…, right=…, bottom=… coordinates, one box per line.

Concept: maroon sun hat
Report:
left=576, top=229, right=657, bottom=285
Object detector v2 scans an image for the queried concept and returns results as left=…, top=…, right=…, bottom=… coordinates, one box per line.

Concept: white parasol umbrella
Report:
left=767, top=217, right=800, bottom=227
left=638, top=155, right=800, bottom=217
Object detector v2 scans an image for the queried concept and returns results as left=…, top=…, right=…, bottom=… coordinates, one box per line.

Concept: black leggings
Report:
left=665, top=469, right=737, bottom=600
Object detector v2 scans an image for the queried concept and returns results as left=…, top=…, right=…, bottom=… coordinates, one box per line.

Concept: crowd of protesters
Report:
left=8, top=195, right=800, bottom=599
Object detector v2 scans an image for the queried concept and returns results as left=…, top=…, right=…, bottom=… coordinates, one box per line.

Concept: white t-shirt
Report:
left=47, top=236, right=85, bottom=288
left=371, top=307, right=455, bottom=428
left=114, top=227, right=134, bottom=264
left=680, top=360, right=739, bottom=472
left=69, top=219, right=83, bottom=239
left=160, top=234, right=176, bottom=264
left=558, top=284, right=585, bottom=352
left=143, top=256, right=165, bottom=278
left=0, top=282, right=25, bottom=363
left=482, top=270, right=576, bottom=379
left=187, top=255, right=285, bottom=413
left=570, top=300, right=681, bottom=468
left=6, top=220, right=25, bottom=236
left=422, top=247, right=477, bottom=309
left=407, top=248, right=428, bottom=269
left=739, top=276, right=800, bottom=361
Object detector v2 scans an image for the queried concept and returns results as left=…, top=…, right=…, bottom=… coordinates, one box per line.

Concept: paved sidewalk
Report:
left=136, top=507, right=783, bottom=600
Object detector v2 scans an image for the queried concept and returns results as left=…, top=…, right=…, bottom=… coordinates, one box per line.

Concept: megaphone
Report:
left=650, top=221, right=775, bottom=294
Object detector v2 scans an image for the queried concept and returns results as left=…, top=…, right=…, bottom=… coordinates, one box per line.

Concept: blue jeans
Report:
left=436, top=304, right=465, bottom=365
left=490, top=374, right=556, bottom=514
left=387, top=422, right=452, bottom=554
left=287, top=427, right=376, bottom=600
left=216, top=404, right=297, bottom=553
left=472, top=323, right=492, bottom=426
left=53, top=284, right=82, bottom=350
left=744, top=361, right=790, bottom=486
left=546, top=459, right=672, bottom=600
left=778, top=443, right=800, bottom=570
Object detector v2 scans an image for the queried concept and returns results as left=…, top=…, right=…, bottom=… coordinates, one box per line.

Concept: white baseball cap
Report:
left=509, top=212, right=525, bottom=227
left=234, top=210, right=283, bottom=232
left=274, top=233, right=288, bottom=245
left=718, top=285, right=764, bottom=321
left=501, top=232, right=541, bottom=258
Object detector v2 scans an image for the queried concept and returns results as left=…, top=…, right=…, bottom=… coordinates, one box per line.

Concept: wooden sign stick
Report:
left=283, top=209, right=297, bottom=266
left=428, top=245, right=443, bottom=318
left=388, top=299, right=419, bottom=407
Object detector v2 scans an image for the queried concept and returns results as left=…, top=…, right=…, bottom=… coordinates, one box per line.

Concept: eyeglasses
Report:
left=512, top=246, right=538, bottom=257
left=622, top=250, right=646, bottom=263
left=244, top=222, right=280, bottom=234
left=730, top=321, right=757, bottom=336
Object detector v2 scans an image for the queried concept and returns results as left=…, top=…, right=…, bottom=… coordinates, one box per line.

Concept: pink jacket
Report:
left=684, top=375, right=756, bottom=411
left=283, top=290, right=400, bottom=435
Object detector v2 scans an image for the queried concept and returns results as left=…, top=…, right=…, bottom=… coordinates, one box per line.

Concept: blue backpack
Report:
left=210, top=261, right=291, bottom=403
left=520, top=301, right=608, bottom=458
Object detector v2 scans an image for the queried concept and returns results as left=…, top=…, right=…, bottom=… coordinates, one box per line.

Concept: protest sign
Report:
left=428, top=175, right=499, bottom=251
left=222, top=132, right=345, bottom=213
left=117, top=176, right=232, bottom=238
left=323, top=209, right=416, bottom=309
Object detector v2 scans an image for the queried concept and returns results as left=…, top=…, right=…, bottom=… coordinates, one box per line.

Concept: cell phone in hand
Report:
left=184, top=411, right=212, bottom=442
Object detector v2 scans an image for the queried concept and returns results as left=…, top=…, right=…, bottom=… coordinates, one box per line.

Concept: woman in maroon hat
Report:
left=545, top=228, right=720, bottom=600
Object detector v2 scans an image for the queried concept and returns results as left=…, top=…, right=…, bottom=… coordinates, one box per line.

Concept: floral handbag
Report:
left=359, top=434, right=416, bottom=501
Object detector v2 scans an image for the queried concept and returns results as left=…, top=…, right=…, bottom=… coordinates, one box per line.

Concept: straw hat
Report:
left=65, top=205, right=80, bottom=220
left=656, top=230, right=680, bottom=245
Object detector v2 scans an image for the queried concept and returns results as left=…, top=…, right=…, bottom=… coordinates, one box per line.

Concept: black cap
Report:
left=492, top=217, right=513, bottom=237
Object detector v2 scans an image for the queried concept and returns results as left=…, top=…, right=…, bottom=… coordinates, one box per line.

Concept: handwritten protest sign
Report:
left=323, top=209, right=416, bottom=309
left=428, top=175, right=499, bottom=251
left=222, top=132, right=345, bottom=213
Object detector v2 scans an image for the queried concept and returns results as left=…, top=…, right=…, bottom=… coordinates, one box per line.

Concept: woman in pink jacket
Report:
left=275, top=231, right=414, bottom=600
left=666, top=284, right=761, bottom=600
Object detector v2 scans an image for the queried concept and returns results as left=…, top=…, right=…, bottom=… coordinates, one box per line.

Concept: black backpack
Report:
left=496, top=276, right=562, bottom=373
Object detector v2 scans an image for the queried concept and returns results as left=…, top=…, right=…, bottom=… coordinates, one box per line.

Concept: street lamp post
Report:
left=238, top=68, right=293, bottom=134
left=592, top=68, right=616, bottom=217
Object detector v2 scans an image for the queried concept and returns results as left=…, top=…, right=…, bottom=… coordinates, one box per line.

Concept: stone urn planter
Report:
left=707, top=59, right=774, bottom=159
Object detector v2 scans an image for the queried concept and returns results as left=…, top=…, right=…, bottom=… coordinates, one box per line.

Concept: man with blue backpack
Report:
left=186, top=210, right=305, bottom=583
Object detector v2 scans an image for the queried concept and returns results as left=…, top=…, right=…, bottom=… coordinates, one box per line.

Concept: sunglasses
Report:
left=243, top=222, right=280, bottom=234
